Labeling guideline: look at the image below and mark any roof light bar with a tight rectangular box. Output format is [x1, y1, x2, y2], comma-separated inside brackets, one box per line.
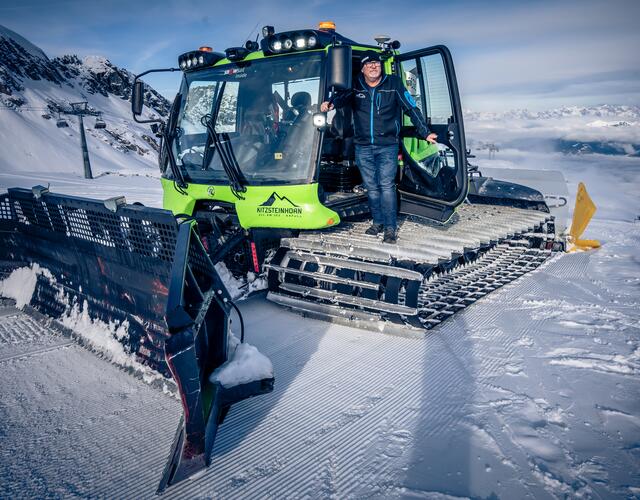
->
[262, 30, 331, 55]
[178, 49, 224, 72]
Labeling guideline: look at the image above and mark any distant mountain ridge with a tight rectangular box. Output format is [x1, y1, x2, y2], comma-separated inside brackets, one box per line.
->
[465, 103, 640, 157]
[464, 105, 640, 122]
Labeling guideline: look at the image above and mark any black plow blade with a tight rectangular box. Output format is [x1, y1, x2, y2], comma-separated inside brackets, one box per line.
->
[0, 187, 274, 494]
[158, 216, 274, 493]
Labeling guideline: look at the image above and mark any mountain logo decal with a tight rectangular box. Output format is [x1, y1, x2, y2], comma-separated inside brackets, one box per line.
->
[260, 192, 299, 207]
[256, 192, 303, 217]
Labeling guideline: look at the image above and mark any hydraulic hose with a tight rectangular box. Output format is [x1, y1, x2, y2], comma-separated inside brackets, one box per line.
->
[229, 300, 245, 343]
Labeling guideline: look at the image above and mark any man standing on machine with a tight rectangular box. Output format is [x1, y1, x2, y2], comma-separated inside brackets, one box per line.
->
[321, 51, 437, 243]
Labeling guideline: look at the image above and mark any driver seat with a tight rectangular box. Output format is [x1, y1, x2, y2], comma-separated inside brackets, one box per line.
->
[290, 92, 311, 120]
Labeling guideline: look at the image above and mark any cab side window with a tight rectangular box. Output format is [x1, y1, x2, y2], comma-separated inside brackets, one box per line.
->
[400, 54, 453, 125]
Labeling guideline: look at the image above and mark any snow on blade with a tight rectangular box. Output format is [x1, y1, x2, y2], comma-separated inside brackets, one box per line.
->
[0, 263, 52, 309]
[214, 266, 267, 302]
[0, 264, 162, 383]
[246, 271, 268, 294]
[215, 261, 245, 300]
[210, 334, 273, 389]
[58, 297, 162, 383]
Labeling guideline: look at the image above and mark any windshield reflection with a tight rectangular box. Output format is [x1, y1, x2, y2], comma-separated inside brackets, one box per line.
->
[173, 53, 323, 185]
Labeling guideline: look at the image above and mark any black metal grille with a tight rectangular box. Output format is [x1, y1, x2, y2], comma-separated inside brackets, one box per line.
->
[188, 236, 216, 278]
[3, 189, 178, 263]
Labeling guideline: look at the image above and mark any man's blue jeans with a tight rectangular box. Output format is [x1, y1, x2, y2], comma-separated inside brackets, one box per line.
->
[355, 144, 399, 230]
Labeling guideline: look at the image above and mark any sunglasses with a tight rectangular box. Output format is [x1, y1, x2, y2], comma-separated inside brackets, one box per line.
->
[363, 61, 381, 67]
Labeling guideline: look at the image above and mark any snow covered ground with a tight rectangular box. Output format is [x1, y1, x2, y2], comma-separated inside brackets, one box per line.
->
[1, 106, 640, 497]
[1, 224, 638, 498]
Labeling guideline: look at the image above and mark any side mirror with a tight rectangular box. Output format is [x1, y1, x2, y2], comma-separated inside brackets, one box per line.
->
[327, 45, 352, 91]
[132, 81, 144, 116]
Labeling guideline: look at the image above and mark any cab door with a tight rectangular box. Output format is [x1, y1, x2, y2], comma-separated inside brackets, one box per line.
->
[394, 45, 467, 222]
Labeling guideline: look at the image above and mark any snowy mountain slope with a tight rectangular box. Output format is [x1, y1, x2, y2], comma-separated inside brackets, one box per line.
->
[0, 24, 169, 177]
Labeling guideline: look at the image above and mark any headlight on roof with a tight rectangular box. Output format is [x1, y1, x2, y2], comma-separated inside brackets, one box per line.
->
[261, 29, 330, 56]
[178, 49, 224, 71]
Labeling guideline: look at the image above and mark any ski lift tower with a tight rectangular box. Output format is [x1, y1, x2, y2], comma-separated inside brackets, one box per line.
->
[69, 101, 93, 179]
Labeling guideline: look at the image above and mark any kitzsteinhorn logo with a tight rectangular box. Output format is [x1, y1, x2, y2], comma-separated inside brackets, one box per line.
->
[257, 192, 303, 216]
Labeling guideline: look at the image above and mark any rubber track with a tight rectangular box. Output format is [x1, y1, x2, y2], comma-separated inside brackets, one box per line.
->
[267, 204, 555, 333]
[415, 244, 552, 329]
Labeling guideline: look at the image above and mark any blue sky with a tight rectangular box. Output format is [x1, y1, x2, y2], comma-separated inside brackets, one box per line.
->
[1, 0, 638, 111]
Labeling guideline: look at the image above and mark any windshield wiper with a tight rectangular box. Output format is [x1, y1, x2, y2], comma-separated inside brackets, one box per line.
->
[160, 94, 189, 190]
[201, 81, 247, 199]
[200, 81, 224, 172]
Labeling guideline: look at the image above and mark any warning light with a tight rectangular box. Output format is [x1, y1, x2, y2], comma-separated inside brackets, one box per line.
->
[327, 218, 335, 226]
[199, 46, 213, 52]
[318, 21, 336, 31]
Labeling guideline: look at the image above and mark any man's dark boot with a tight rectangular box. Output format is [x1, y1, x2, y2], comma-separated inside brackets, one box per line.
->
[365, 223, 383, 235]
[383, 227, 397, 244]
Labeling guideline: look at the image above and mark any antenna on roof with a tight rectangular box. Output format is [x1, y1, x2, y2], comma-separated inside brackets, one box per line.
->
[374, 35, 391, 47]
[374, 35, 401, 52]
[243, 21, 260, 45]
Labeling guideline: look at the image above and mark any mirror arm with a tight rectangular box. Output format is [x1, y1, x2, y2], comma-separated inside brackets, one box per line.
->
[132, 68, 180, 124]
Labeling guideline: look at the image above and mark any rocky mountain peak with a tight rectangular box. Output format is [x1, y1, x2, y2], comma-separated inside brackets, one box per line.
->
[0, 24, 169, 117]
[0, 25, 65, 95]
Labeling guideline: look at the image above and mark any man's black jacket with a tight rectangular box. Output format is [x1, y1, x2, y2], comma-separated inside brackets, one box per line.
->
[333, 73, 431, 146]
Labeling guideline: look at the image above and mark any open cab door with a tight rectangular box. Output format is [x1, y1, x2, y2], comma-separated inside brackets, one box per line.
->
[395, 45, 467, 222]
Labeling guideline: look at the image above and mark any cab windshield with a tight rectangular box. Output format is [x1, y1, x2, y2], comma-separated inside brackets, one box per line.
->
[172, 53, 323, 185]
